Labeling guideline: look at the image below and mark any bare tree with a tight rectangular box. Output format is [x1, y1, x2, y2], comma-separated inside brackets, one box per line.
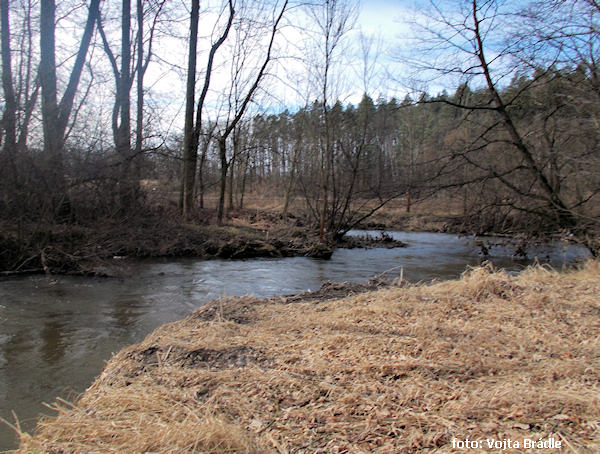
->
[14, 0, 39, 154]
[39, 0, 100, 216]
[1, 0, 17, 156]
[96, 0, 166, 209]
[214, 0, 290, 224]
[96, 0, 135, 208]
[135, 0, 167, 188]
[401, 0, 599, 251]
[181, 0, 234, 218]
[302, 0, 357, 241]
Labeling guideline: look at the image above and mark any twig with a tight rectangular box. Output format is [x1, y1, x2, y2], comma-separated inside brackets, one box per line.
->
[557, 433, 580, 454]
[40, 249, 51, 276]
[373, 265, 405, 281]
[0, 269, 44, 276]
[0, 411, 24, 437]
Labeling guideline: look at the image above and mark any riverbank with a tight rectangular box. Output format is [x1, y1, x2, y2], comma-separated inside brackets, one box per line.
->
[3, 192, 596, 275]
[14, 260, 599, 453]
[0, 207, 409, 276]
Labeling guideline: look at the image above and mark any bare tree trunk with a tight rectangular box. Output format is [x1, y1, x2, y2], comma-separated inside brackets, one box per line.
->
[227, 129, 238, 211]
[228, 154, 235, 211]
[39, 0, 99, 218]
[135, 0, 144, 161]
[117, 0, 132, 208]
[16, 81, 39, 153]
[14, 2, 39, 152]
[318, 168, 329, 242]
[239, 146, 250, 209]
[282, 145, 300, 215]
[134, 0, 152, 201]
[181, 0, 234, 218]
[0, 0, 20, 193]
[181, 0, 199, 217]
[39, 0, 60, 160]
[198, 174, 204, 209]
[217, 135, 228, 224]
[197, 124, 215, 210]
[1, 0, 17, 156]
[97, 0, 136, 210]
[198, 144, 207, 209]
[318, 19, 331, 243]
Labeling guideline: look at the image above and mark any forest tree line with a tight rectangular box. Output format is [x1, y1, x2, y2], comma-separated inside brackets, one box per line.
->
[0, 0, 599, 256]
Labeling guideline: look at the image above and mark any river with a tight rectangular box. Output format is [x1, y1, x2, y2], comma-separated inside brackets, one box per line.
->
[0, 231, 589, 451]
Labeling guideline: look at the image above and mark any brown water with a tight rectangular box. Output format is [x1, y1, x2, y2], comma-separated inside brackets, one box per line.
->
[0, 231, 589, 451]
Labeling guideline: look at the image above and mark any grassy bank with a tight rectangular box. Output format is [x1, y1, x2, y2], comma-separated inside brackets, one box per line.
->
[14, 261, 600, 453]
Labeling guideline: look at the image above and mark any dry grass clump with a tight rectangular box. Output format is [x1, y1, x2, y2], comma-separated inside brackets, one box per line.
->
[16, 261, 600, 453]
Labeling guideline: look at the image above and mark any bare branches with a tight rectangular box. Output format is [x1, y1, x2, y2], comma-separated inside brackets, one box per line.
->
[181, 0, 235, 218]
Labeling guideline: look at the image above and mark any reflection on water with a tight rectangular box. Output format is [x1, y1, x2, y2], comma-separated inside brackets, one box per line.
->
[40, 314, 70, 363]
[0, 231, 590, 450]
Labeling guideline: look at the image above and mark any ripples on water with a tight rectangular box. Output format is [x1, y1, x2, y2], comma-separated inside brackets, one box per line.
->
[0, 231, 590, 450]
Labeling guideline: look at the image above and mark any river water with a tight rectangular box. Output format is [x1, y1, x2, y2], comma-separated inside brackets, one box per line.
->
[0, 231, 589, 451]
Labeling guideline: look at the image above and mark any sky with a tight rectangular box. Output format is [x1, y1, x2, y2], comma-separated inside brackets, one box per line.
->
[348, 0, 414, 101]
[358, 0, 411, 37]
[353, 0, 461, 99]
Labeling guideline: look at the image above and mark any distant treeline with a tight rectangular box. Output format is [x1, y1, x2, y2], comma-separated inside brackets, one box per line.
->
[168, 67, 600, 243]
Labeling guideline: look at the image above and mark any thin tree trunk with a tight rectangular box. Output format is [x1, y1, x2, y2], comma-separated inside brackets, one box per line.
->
[228, 130, 238, 211]
[134, 0, 145, 198]
[117, 0, 132, 208]
[1, 0, 17, 155]
[282, 145, 299, 216]
[319, 105, 331, 243]
[239, 147, 250, 209]
[182, 1, 234, 217]
[16, 80, 39, 152]
[197, 127, 213, 210]
[16, 1, 38, 152]
[39, 0, 99, 217]
[228, 153, 235, 211]
[319, 175, 329, 242]
[217, 136, 228, 224]
[181, 0, 199, 217]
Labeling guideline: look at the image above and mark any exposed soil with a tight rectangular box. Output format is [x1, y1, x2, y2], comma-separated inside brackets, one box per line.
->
[0, 208, 409, 275]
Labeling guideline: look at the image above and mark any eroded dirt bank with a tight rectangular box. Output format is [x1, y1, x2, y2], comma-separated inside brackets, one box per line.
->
[0, 209, 407, 276]
[15, 261, 600, 453]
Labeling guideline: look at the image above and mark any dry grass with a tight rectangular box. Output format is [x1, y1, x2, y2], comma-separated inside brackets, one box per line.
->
[16, 261, 600, 453]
